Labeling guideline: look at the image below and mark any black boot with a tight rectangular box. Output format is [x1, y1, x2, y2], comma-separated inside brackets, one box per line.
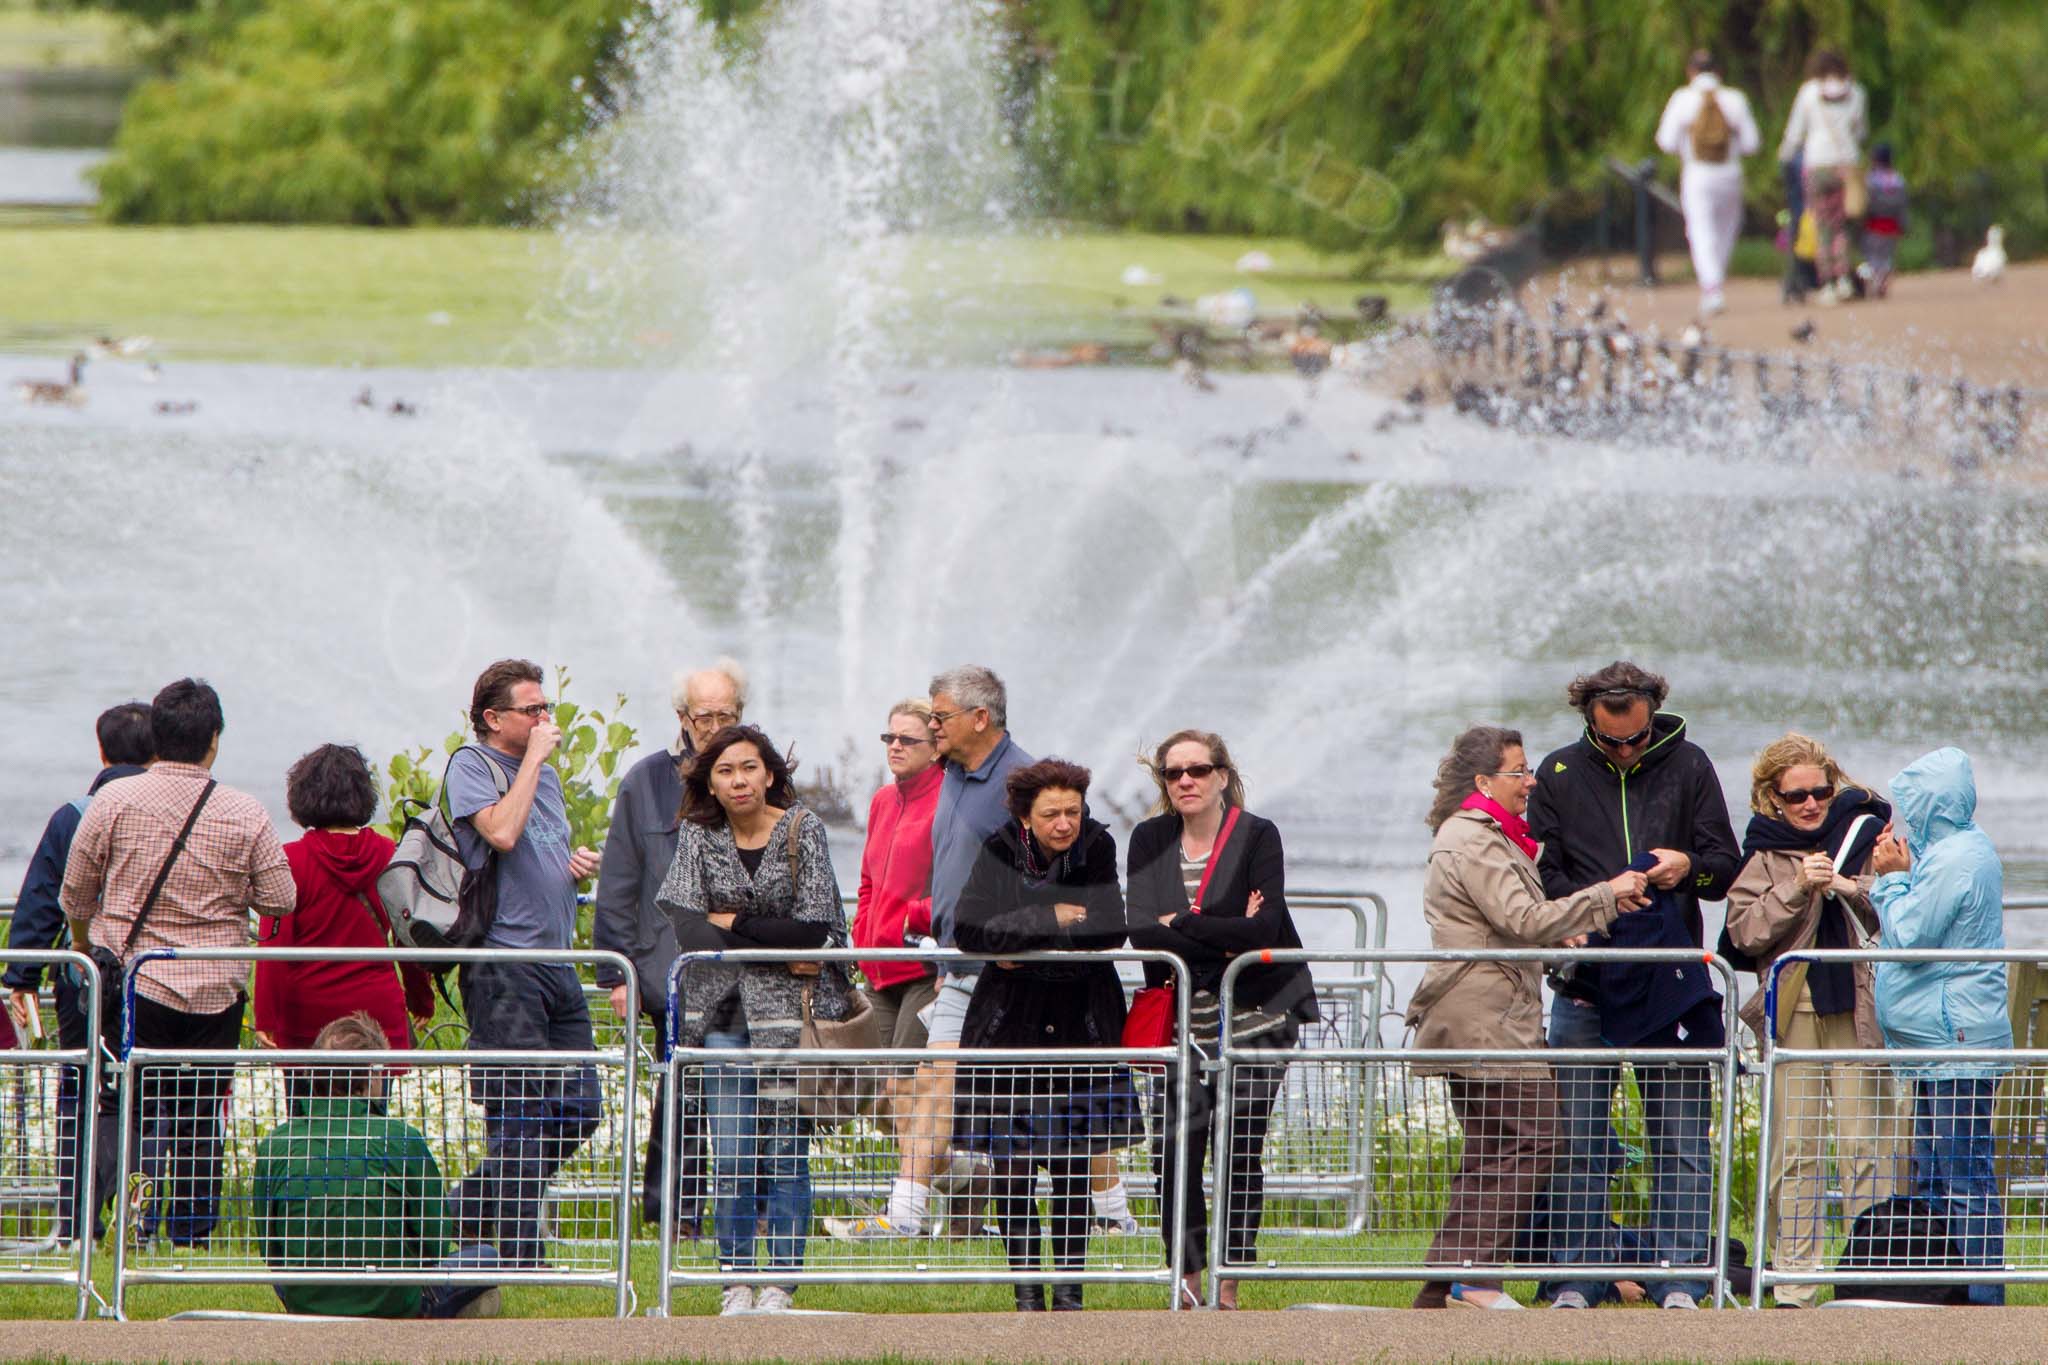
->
[1050, 1284, 1084, 1312]
[1014, 1284, 1047, 1312]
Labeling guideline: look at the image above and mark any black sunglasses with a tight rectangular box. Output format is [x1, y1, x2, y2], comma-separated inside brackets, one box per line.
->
[1775, 783, 1836, 807]
[1162, 763, 1223, 783]
[1588, 722, 1652, 750]
[879, 733, 930, 749]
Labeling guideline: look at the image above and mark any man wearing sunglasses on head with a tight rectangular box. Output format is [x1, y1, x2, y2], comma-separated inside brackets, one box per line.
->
[1527, 660, 1740, 1312]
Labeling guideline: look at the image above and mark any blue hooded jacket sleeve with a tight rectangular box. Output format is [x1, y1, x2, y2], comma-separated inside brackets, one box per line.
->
[1872, 747, 2008, 1075]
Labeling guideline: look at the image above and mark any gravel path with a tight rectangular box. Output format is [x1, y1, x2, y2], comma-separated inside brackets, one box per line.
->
[6, 1307, 2048, 1364]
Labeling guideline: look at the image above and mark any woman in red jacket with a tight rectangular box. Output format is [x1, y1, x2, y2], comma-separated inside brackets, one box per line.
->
[255, 745, 431, 1060]
[823, 699, 942, 1242]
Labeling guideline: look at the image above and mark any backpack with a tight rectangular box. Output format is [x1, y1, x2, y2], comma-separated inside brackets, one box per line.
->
[1692, 91, 1733, 163]
[1832, 1194, 1971, 1305]
[377, 745, 509, 959]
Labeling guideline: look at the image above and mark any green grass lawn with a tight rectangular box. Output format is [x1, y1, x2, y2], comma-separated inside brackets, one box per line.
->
[0, 223, 1433, 369]
[0, 0, 127, 69]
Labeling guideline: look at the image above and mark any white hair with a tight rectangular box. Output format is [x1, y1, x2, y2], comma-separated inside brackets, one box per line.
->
[671, 657, 750, 714]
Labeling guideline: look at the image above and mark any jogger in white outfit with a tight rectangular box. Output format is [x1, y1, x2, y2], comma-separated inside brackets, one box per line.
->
[1655, 51, 1761, 315]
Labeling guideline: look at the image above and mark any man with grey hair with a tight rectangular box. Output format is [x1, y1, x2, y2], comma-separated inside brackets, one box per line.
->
[592, 656, 748, 1229]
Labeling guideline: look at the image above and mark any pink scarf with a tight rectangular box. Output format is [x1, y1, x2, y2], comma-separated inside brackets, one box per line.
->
[1461, 791, 1538, 861]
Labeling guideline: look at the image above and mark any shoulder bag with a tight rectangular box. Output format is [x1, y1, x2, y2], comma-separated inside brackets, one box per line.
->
[790, 816, 880, 1124]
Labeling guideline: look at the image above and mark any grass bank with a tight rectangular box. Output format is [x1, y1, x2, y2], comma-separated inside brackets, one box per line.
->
[0, 223, 1430, 369]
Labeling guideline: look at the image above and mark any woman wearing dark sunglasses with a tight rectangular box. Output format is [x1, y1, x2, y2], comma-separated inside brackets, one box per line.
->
[1724, 733, 1892, 1307]
[1126, 729, 1316, 1309]
[824, 699, 945, 1243]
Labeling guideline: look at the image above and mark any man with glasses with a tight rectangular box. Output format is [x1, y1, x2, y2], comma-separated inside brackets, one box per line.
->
[445, 658, 603, 1268]
[1527, 661, 1739, 1311]
[593, 659, 748, 1231]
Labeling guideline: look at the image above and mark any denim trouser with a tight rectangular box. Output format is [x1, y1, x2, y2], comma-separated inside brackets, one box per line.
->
[455, 961, 603, 1268]
[1912, 1077, 2005, 1307]
[1544, 996, 1712, 1304]
[705, 1025, 811, 1286]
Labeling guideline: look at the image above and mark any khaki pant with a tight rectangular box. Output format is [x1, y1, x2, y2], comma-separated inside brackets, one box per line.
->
[1766, 989, 1898, 1306]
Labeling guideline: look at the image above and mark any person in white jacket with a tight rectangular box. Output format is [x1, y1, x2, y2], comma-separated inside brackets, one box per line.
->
[1655, 50, 1760, 317]
[1777, 48, 1869, 304]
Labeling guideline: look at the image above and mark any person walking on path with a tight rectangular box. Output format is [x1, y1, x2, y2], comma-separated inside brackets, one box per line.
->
[1778, 47, 1869, 305]
[444, 659, 604, 1269]
[60, 678, 298, 1247]
[1526, 662, 1740, 1312]
[6, 701, 152, 1245]
[1870, 746, 2009, 1307]
[1723, 733, 1894, 1307]
[594, 659, 747, 1231]
[1406, 725, 1651, 1310]
[1656, 49, 1760, 318]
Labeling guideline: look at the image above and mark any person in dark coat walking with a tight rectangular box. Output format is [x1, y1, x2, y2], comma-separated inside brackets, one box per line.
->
[954, 759, 1135, 1312]
[1126, 729, 1315, 1310]
[1527, 661, 1740, 1311]
[5, 701, 153, 1245]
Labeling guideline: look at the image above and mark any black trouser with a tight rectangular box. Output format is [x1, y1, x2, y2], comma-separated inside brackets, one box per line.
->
[636, 994, 706, 1227]
[104, 991, 244, 1246]
[54, 972, 117, 1243]
[454, 961, 602, 1268]
[1159, 1032, 1293, 1274]
[996, 1150, 1090, 1285]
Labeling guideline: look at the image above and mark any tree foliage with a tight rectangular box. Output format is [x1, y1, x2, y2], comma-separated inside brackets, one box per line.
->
[93, 0, 636, 224]
[1011, 0, 2048, 253]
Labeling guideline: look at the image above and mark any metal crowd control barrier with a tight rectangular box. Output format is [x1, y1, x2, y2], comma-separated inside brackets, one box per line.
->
[1753, 948, 2048, 1308]
[655, 946, 1194, 1316]
[107, 947, 638, 1320]
[1216, 948, 1744, 1308]
[0, 950, 101, 1320]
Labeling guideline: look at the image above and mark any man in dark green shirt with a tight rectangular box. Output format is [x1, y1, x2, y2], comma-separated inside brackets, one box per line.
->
[251, 1013, 499, 1318]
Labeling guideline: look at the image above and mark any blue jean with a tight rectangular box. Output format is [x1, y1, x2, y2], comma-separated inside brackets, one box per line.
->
[421, 1243, 503, 1318]
[704, 1026, 811, 1285]
[1544, 997, 1712, 1304]
[1912, 1078, 2005, 1307]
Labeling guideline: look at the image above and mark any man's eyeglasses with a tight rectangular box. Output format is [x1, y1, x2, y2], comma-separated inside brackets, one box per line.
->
[880, 733, 931, 749]
[494, 701, 553, 718]
[688, 709, 740, 727]
[1776, 783, 1837, 807]
[1162, 763, 1223, 783]
[1589, 722, 1652, 750]
[928, 708, 973, 727]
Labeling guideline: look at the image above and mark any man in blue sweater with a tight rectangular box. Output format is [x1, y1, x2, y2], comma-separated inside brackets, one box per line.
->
[6, 702, 154, 1245]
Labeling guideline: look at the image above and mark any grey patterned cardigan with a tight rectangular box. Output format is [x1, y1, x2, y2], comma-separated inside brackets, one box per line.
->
[656, 809, 853, 1067]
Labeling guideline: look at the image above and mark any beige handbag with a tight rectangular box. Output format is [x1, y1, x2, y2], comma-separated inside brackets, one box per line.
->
[780, 819, 881, 1124]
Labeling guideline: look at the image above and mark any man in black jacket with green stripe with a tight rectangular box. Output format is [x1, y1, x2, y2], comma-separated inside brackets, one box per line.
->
[1526, 661, 1739, 1311]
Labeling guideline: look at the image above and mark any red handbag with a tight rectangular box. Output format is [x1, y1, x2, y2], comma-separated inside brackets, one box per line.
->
[1121, 807, 1241, 1048]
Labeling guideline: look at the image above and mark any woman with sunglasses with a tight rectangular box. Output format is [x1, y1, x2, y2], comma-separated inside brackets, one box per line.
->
[1407, 725, 1651, 1310]
[1126, 729, 1316, 1309]
[1724, 733, 1892, 1307]
[823, 699, 945, 1243]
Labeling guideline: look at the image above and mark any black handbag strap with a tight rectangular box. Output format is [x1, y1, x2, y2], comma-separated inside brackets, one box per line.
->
[120, 779, 217, 958]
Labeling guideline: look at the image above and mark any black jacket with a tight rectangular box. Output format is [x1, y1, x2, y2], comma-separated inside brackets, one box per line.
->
[1125, 809, 1318, 1021]
[1526, 712, 1740, 951]
[955, 818, 1127, 1051]
[592, 745, 687, 1005]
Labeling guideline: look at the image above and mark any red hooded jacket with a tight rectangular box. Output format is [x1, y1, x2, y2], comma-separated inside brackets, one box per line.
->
[256, 829, 430, 1048]
[855, 764, 942, 990]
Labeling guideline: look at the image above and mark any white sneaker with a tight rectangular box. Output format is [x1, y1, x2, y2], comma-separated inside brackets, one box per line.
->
[823, 1214, 916, 1242]
[719, 1285, 754, 1316]
[1091, 1214, 1144, 1237]
[1700, 288, 1726, 317]
[754, 1286, 794, 1313]
[1550, 1290, 1589, 1310]
[1661, 1291, 1699, 1310]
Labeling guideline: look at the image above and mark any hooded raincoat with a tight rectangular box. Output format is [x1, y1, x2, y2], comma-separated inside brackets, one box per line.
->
[1872, 748, 2008, 1077]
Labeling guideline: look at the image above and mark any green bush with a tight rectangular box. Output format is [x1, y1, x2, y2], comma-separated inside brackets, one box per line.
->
[93, 0, 635, 224]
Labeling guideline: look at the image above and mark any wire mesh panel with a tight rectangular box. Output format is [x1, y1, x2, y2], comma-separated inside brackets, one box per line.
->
[0, 951, 102, 1320]
[1214, 948, 1741, 1307]
[657, 947, 1195, 1315]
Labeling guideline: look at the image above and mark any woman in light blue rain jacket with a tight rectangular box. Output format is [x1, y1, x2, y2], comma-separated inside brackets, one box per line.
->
[1871, 746, 2007, 1305]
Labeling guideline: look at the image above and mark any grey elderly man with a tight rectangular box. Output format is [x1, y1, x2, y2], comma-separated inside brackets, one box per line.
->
[593, 658, 748, 1228]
